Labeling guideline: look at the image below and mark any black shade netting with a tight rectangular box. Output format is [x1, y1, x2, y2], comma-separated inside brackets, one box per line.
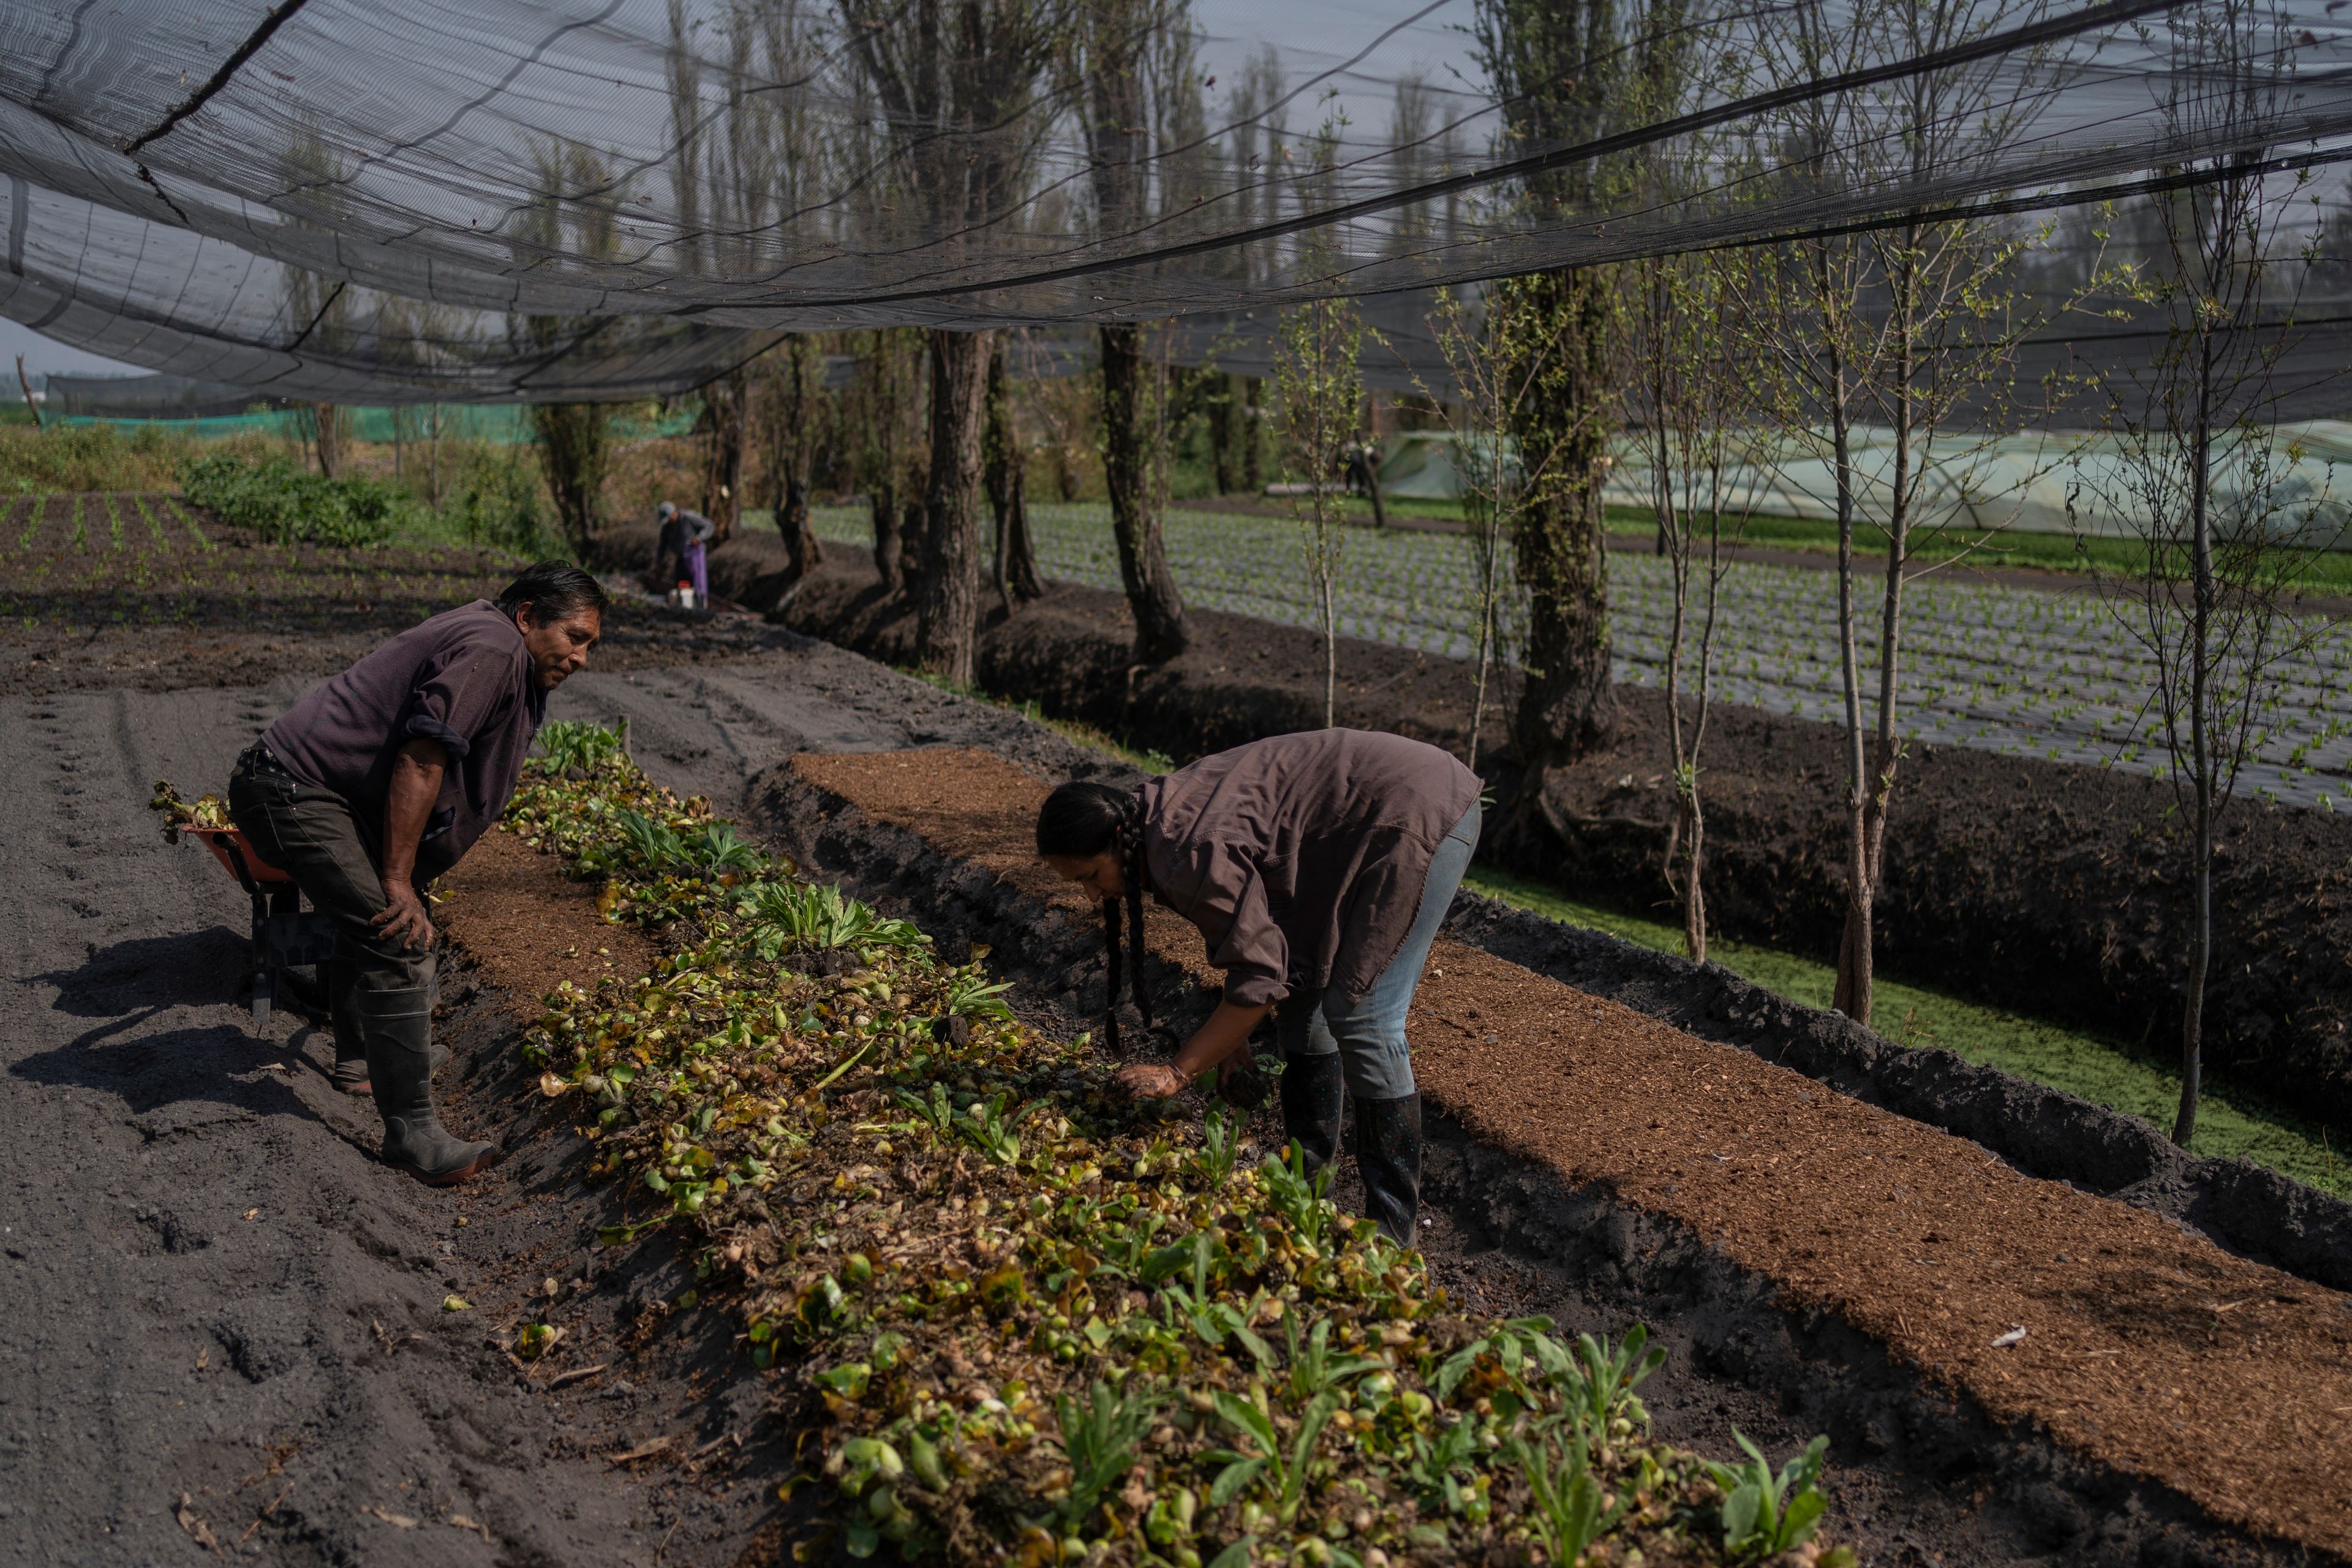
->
[4, 0, 2352, 405]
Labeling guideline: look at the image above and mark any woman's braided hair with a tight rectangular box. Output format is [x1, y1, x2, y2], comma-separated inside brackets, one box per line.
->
[1036, 780, 1152, 1056]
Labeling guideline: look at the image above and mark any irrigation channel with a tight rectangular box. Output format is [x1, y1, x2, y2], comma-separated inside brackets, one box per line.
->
[807, 505, 2352, 810]
[18, 629, 2351, 1566]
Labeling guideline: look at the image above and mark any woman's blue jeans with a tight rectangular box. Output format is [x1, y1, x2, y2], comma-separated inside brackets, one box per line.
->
[1274, 801, 1480, 1099]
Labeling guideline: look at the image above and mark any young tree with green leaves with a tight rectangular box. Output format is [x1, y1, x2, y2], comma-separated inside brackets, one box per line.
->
[1744, 0, 2089, 1025]
[2067, 3, 2337, 1146]
[1275, 278, 1365, 729]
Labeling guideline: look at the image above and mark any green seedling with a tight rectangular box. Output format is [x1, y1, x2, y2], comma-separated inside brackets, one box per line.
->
[1705, 1430, 1831, 1560]
[1408, 1415, 1485, 1518]
[951, 1091, 1035, 1165]
[1195, 1102, 1242, 1191]
[1511, 1420, 1631, 1567]
[943, 971, 1015, 1020]
[1205, 1386, 1340, 1525]
[1154, 1232, 1273, 1369]
[1435, 1316, 1570, 1405]
[895, 1082, 956, 1137]
[1553, 1324, 1668, 1436]
[1052, 1379, 1164, 1529]
[1260, 1141, 1338, 1252]
[1282, 1314, 1383, 1405]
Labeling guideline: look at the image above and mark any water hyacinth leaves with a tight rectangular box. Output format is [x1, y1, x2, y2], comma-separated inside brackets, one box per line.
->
[534, 718, 627, 774]
[737, 879, 927, 957]
[1705, 1431, 1832, 1559]
[499, 698, 1855, 1563]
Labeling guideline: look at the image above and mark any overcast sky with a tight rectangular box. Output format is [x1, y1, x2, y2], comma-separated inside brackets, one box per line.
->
[0, 317, 143, 385]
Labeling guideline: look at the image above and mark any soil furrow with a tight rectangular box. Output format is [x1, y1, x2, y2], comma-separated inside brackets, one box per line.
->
[755, 745, 2352, 1566]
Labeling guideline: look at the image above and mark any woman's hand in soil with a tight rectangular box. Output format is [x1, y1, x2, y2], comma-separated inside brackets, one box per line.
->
[1112, 1061, 1189, 1100]
[372, 884, 437, 953]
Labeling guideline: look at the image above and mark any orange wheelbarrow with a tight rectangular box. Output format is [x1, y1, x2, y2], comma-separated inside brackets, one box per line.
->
[178, 826, 341, 1034]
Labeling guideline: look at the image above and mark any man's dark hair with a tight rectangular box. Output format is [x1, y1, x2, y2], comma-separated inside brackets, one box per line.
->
[496, 562, 609, 622]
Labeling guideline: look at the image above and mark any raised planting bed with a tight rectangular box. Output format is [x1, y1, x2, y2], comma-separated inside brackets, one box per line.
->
[590, 519, 2352, 1134]
[481, 719, 1877, 1566]
[752, 744, 2352, 1567]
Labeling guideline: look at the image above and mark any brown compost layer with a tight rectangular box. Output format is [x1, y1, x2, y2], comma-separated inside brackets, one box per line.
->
[764, 745, 2352, 1565]
[592, 518, 2352, 1130]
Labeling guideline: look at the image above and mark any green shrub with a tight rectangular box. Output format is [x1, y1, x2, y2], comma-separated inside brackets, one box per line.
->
[1, 422, 200, 493]
[176, 450, 417, 546]
[445, 441, 558, 554]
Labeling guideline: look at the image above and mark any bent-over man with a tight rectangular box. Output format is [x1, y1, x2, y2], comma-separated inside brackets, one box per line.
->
[228, 563, 606, 1185]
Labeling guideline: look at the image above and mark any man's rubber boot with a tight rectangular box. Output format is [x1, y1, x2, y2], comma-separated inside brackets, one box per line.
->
[1279, 1052, 1346, 1177]
[1352, 1093, 1423, 1248]
[361, 986, 500, 1186]
[325, 961, 371, 1096]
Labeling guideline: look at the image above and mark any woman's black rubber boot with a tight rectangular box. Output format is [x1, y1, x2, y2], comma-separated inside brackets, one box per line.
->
[325, 960, 372, 1096]
[1279, 1052, 1346, 1176]
[1352, 1092, 1423, 1248]
[362, 986, 500, 1186]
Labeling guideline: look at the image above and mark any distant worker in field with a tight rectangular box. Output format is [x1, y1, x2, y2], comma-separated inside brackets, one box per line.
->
[1035, 730, 1480, 1246]
[653, 499, 715, 606]
[228, 563, 607, 1186]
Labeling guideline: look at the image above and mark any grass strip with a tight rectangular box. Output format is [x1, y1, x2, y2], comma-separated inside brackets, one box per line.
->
[498, 720, 1855, 1567]
[1462, 868, 2350, 1201]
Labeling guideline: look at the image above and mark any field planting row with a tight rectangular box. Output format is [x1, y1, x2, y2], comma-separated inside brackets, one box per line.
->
[499, 720, 1845, 1565]
[810, 505, 2352, 808]
[0, 489, 509, 632]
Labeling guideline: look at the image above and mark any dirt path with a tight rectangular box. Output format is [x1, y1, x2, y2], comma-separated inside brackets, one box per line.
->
[777, 747, 2352, 1562]
[0, 646, 1097, 1567]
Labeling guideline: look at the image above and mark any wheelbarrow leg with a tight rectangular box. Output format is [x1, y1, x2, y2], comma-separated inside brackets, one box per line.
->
[251, 888, 273, 1035]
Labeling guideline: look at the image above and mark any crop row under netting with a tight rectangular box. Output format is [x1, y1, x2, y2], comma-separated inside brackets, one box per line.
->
[808, 503, 2352, 806]
[7, 1, 2352, 400]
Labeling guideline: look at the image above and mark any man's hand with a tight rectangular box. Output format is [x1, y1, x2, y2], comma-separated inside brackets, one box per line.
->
[372, 882, 437, 954]
[1112, 1061, 1190, 1099]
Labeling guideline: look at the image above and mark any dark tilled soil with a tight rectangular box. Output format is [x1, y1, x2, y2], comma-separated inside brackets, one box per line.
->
[0, 646, 1108, 1567]
[602, 520, 2352, 1129]
[755, 745, 2351, 1568]
[0, 496, 805, 698]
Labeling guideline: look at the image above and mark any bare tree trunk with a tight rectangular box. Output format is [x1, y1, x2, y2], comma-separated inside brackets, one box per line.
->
[1503, 266, 1618, 783]
[985, 341, 1043, 612]
[309, 404, 345, 478]
[1209, 372, 1245, 494]
[915, 327, 991, 684]
[2178, 338, 2218, 1148]
[780, 477, 822, 580]
[870, 482, 902, 593]
[1242, 377, 1266, 492]
[701, 367, 749, 541]
[530, 402, 612, 560]
[1100, 323, 1190, 663]
[898, 499, 929, 599]
[1827, 337, 1873, 1025]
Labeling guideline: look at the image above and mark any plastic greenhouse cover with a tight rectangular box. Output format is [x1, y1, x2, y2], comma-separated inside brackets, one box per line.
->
[4, 0, 2352, 404]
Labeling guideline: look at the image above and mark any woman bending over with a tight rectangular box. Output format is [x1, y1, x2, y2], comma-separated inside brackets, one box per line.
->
[1035, 728, 1480, 1246]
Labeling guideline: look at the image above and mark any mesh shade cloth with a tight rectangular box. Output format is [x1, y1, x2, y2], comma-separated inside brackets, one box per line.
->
[2, 0, 2350, 404]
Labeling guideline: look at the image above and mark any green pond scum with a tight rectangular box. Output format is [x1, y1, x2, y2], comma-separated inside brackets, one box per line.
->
[1461, 869, 2352, 1202]
[500, 721, 1853, 1567]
